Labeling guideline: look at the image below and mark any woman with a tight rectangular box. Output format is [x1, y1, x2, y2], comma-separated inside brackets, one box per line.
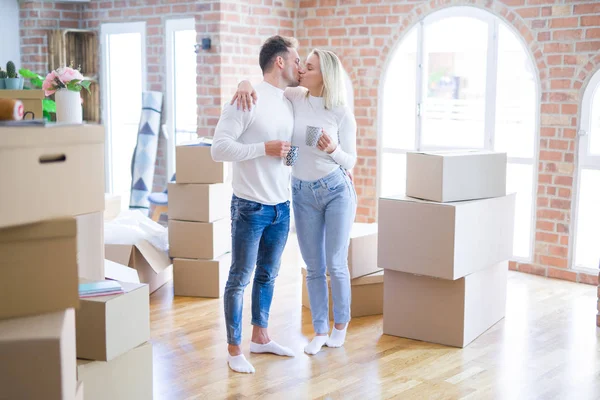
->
[232, 49, 357, 355]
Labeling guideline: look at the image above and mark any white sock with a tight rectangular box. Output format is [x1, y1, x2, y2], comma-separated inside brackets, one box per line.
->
[227, 354, 255, 374]
[326, 325, 348, 348]
[304, 335, 329, 355]
[250, 340, 295, 357]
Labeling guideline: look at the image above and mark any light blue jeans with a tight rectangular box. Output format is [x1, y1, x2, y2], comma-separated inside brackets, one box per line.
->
[292, 167, 357, 334]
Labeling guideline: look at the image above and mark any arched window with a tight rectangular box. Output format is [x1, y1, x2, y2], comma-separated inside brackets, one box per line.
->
[379, 7, 538, 260]
[573, 70, 600, 270]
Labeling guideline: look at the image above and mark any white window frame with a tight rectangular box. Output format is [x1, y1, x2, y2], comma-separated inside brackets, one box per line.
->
[571, 69, 600, 272]
[377, 6, 539, 262]
[165, 18, 196, 180]
[100, 21, 147, 193]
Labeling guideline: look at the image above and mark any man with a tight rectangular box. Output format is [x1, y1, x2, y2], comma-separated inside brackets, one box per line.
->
[211, 35, 304, 374]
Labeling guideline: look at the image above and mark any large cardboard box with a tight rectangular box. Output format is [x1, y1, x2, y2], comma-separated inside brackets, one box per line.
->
[105, 240, 173, 294]
[76, 282, 150, 361]
[0, 309, 77, 400]
[383, 262, 508, 348]
[0, 218, 79, 320]
[0, 124, 105, 228]
[168, 218, 231, 260]
[378, 194, 515, 280]
[301, 268, 383, 319]
[348, 223, 380, 279]
[168, 182, 232, 222]
[77, 342, 153, 400]
[406, 150, 507, 203]
[173, 253, 231, 298]
[76, 211, 105, 281]
[176, 144, 231, 184]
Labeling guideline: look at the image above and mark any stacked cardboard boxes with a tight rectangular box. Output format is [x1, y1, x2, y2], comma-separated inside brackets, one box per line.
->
[0, 124, 106, 399]
[301, 223, 383, 318]
[378, 150, 516, 347]
[75, 281, 153, 400]
[168, 143, 233, 298]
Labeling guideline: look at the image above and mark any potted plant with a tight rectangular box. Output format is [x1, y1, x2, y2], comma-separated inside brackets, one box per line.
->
[0, 69, 6, 89]
[5, 61, 24, 90]
[42, 65, 91, 124]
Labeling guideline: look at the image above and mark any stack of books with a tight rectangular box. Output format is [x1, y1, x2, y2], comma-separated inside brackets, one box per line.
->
[79, 281, 124, 298]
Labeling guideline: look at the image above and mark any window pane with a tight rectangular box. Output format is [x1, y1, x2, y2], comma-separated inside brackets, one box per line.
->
[495, 24, 536, 158]
[421, 17, 488, 149]
[507, 163, 533, 259]
[174, 30, 198, 145]
[381, 29, 417, 150]
[589, 86, 600, 155]
[380, 152, 406, 198]
[574, 169, 600, 268]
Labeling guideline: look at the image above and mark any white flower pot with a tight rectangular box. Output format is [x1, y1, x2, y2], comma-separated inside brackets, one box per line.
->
[55, 89, 82, 124]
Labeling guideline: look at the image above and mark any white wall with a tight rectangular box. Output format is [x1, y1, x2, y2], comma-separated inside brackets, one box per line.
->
[0, 0, 21, 69]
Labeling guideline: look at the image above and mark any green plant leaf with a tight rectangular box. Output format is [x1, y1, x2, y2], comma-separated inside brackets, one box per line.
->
[18, 68, 40, 79]
[42, 99, 56, 114]
[80, 80, 92, 93]
[30, 77, 43, 89]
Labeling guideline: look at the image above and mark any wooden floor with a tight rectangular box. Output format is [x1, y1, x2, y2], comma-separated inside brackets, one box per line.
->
[150, 236, 600, 400]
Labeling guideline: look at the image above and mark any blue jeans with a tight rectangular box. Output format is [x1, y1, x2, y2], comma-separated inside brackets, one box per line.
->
[292, 168, 357, 334]
[224, 195, 290, 346]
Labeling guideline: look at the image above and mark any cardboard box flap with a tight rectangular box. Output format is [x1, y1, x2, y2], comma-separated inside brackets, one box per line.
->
[136, 239, 171, 274]
[350, 223, 378, 238]
[104, 259, 140, 283]
[0, 217, 76, 243]
[104, 244, 134, 266]
[351, 270, 383, 286]
[0, 309, 71, 341]
[0, 124, 105, 149]
[413, 150, 502, 157]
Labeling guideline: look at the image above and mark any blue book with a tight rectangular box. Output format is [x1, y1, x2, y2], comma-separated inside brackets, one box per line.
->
[79, 281, 124, 298]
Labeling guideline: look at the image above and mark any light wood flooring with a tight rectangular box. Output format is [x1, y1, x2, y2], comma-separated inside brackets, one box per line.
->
[149, 235, 600, 400]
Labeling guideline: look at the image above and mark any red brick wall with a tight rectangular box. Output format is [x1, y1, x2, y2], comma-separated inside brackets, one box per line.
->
[297, 0, 600, 285]
[19, 1, 83, 73]
[195, 0, 296, 137]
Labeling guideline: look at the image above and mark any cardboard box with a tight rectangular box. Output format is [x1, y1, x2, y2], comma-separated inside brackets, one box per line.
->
[105, 240, 173, 294]
[168, 218, 231, 260]
[0, 89, 44, 120]
[348, 223, 380, 279]
[76, 211, 105, 281]
[75, 381, 84, 400]
[76, 282, 150, 361]
[77, 342, 153, 400]
[176, 144, 231, 184]
[0, 124, 105, 229]
[168, 182, 232, 223]
[383, 262, 508, 348]
[0, 309, 77, 400]
[377, 194, 515, 280]
[173, 253, 231, 298]
[301, 268, 383, 319]
[104, 259, 140, 283]
[0, 218, 79, 320]
[406, 150, 507, 203]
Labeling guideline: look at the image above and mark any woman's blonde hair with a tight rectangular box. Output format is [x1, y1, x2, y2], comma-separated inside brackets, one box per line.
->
[308, 49, 347, 110]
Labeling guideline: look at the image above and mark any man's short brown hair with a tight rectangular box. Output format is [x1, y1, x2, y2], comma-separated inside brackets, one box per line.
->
[259, 35, 298, 74]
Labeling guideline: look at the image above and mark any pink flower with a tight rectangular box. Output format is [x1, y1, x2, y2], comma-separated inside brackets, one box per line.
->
[56, 67, 84, 84]
[43, 71, 58, 96]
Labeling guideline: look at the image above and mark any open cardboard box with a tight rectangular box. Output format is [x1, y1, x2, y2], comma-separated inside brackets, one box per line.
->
[105, 240, 172, 294]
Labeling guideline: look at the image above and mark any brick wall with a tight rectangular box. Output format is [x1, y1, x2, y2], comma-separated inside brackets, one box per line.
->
[296, 0, 600, 285]
[196, 0, 296, 137]
[19, 1, 83, 73]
